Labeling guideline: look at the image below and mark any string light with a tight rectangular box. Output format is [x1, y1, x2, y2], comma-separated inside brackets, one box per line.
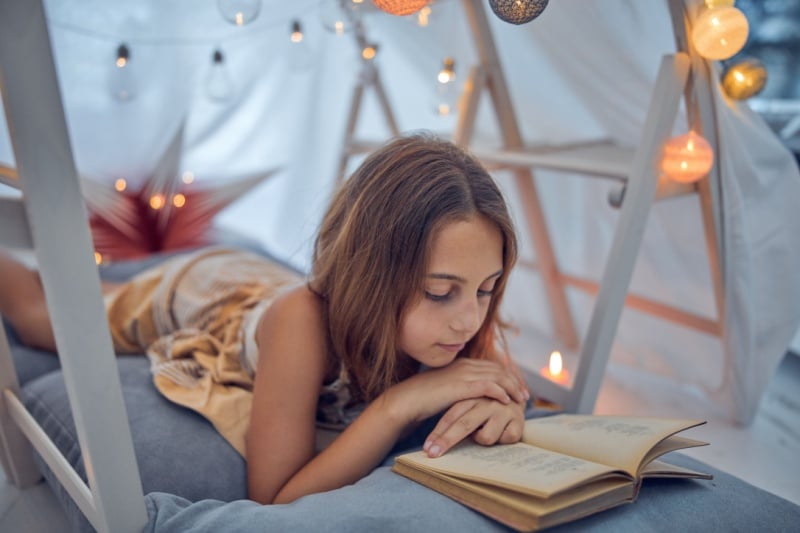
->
[372, 0, 430, 16]
[114, 178, 127, 192]
[110, 43, 136, 102]
[149, 194, 166, 210]
[434, 57, 458, 117]
[217, 0, 261, 26]
[288, 19, 314, 71]
[691, 5, 749, 60]
[417, 5, 432, 27]
[206, 48, 234, 102]
[362, 44, 378, 60]
[722, 58, 767, 100]
[489, 0, 549, 25]
[172, 193, 187, 208]
[660, 131, 714, 183]
[182, 171, 195, 185]
[320, 0, 358, 35]
[291, 20, 304, 43]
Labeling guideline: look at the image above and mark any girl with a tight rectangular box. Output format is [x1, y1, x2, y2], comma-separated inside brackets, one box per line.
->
[0, 133, 529, 505]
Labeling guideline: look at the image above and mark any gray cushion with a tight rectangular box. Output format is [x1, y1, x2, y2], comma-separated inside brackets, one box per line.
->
[22, 356, 247, 532]
[143, 452, 800, 532]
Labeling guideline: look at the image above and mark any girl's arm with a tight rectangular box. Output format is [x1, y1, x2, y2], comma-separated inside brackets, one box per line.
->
[247, 286, 526, 504]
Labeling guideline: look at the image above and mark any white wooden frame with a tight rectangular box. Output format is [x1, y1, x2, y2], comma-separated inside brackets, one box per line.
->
[0, 1, 147, 531]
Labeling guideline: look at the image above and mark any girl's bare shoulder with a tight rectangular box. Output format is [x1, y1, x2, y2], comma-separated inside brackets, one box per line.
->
[256, 284, 325, 346]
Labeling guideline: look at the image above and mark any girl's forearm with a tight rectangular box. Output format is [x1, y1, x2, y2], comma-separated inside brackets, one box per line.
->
[271, 393, 410, 504]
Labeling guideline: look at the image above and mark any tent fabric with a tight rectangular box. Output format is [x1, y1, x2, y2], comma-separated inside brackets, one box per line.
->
[1, 0, 798, 423]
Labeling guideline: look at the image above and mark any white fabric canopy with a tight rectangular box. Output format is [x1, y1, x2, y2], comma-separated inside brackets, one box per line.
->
[1, 0, 798, 424]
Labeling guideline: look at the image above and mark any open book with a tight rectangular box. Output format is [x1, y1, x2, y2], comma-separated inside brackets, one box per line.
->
[392, 414, 712, 532]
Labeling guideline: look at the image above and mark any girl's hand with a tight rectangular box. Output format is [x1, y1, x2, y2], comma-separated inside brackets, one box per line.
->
[383, 358, 529, 426]
[422, 396, 526, 458]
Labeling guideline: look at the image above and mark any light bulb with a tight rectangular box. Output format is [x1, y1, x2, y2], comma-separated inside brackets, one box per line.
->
[206, 49, 234, 102]
[320, 0, 359, 35]
[661, 131, 714, 183]
[722, 57, 767, 100]
[288, 20, 314, 71]
[110, 43, 136, 102]
[217, 0, 261, 26]
[417, 5, 432, 27]
[434, 57, 458, 117]
[489, 0, 549, 25]
[691, 6, 749, 60]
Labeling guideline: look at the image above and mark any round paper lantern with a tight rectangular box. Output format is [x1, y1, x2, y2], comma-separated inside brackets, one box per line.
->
[722, 58, 767, 100]
[372, 0, 429, 16]
[489, 0, 549, 25]
[691, 6, 749, 60]
[660, 131, 714, 183]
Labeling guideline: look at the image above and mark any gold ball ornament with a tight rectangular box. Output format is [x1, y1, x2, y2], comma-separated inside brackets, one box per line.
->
[372, 0, 429, 16]
[661, 131, 714, 183]
[722, 58, 767, 100]
[691, 6, 749, 60]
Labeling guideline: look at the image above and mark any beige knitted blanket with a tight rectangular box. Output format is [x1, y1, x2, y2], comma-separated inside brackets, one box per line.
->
[105, 247, 301, 455]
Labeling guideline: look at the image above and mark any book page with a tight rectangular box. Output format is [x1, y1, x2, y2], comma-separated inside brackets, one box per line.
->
[521, 415, 706, 475]
[395, 441, 624, 498]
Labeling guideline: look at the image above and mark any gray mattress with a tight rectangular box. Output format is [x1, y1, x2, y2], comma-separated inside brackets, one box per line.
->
[7, 250, 800, 532]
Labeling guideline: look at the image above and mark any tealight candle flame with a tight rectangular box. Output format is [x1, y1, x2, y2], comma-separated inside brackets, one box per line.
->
[549, 351, 563, 376]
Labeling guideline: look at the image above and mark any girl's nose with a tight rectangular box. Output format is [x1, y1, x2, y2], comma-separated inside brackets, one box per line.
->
[450, 297, 482, 335]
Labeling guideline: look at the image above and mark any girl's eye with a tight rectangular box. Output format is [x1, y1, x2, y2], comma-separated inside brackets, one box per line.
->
[425, 291, 451, 302]
[477, 288, 495, 298]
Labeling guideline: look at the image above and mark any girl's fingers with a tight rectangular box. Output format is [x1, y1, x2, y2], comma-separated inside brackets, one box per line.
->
[424, 401, 487, 458]
[424, 399, 478, 456]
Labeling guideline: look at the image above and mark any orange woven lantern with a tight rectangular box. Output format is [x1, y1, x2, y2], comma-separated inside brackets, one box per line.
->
[660, 131, 714, 183]
[372, 0, 429, 16]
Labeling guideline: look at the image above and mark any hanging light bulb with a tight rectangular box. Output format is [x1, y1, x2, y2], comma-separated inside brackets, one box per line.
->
[288, 20, 314, 71]
[206, 49, 234, 102]
[489, 0, 549, 25]
[722, 57, 767, 100]
[416, 5, 432, 27]
[110, 43, 136, 102]
[320, 0, 359, 34]
[372, 0, 429, 16]
[660, 131, 714, 183]
[217, 0, 261, 26]
[691, 5, 749, 60]
[434, 57, 458, 117]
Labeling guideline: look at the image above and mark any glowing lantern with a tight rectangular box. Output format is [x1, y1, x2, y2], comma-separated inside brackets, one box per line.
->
[691, 6, 749, 60]
[722, 58, 767, 100]
[660, 131, 714, 184]
[372, 0, 429, 16]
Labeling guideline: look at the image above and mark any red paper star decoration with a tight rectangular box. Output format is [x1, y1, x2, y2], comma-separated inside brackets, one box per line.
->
[80, 122, 278, 262]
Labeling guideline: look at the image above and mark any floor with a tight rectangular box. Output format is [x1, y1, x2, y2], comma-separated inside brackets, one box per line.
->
[1, 351, 798, 531]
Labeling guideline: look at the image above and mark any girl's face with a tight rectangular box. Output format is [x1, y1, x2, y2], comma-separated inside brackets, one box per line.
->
[397, 215, 504, 368]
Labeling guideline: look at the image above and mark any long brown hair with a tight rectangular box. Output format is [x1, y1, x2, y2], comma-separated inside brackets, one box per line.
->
[311, 133, 517, 401]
